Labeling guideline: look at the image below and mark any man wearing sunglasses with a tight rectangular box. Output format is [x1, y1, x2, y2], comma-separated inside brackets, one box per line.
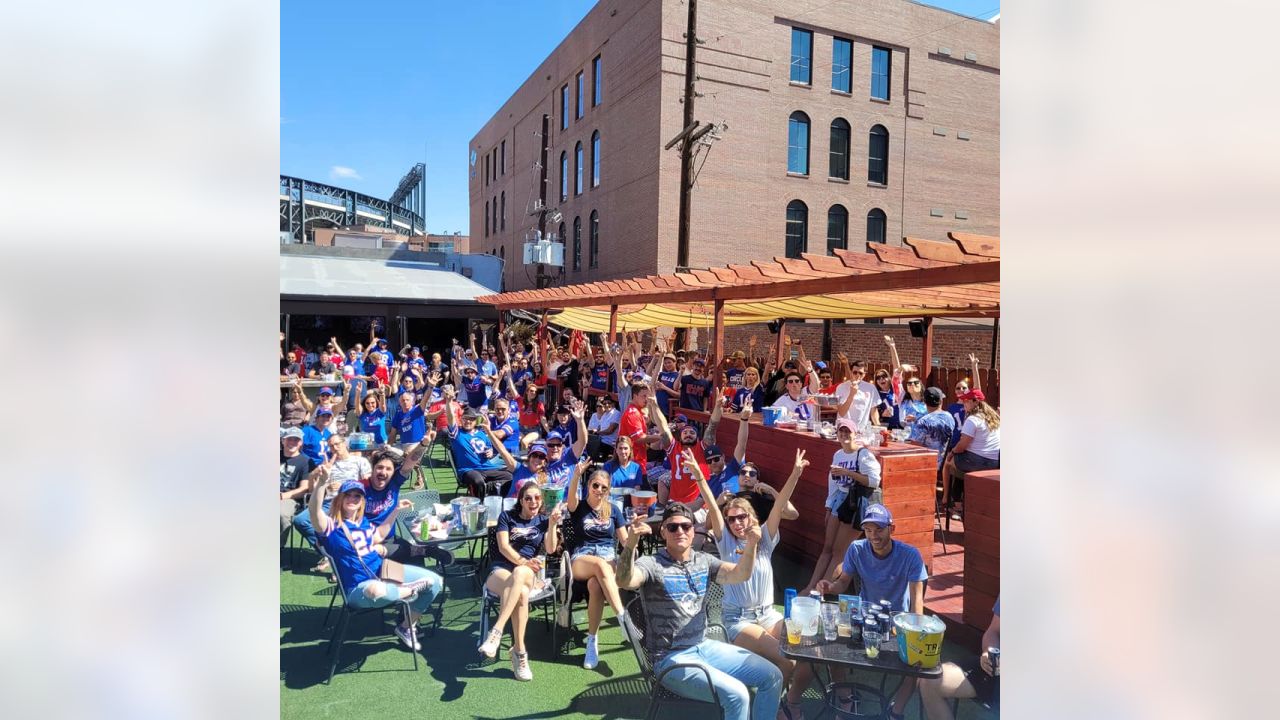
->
[616, 502, 783, 720]
[656, 394, 728, 507]
[695, 405, 753, 512]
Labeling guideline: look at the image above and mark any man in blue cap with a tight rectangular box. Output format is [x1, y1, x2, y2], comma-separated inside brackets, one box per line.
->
[816, 503, 928, 718]
[300, 408, 334, 465]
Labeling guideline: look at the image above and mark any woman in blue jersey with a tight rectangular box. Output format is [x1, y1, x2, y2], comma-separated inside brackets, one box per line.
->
[358, 386, 389, 445]
[730, 365, 766, 413]
[477, 480, 563, 681]
[693, 446, 807, 718]
[308, 463, 441, 651]
[564, 457, 630, 670]
[601, 435, 644, 490]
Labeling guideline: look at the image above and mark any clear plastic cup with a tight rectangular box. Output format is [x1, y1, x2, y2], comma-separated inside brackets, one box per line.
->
[863, 629, 883, 659]
[785, 618, 802, 645]
[821, 602, 840, 642]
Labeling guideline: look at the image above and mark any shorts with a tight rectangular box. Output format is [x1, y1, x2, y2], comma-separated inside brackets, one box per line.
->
[836, 485, 882, 526]
[953, 451, 999, 474]
[571, 543, 617, 562]
[955, 654, 1000, 710]
[825, 487, 850, 514]
[722, 603, 785, 643]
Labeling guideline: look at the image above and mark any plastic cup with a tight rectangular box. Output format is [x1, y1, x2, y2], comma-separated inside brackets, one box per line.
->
[821, 602, 840, 642]
[863, 630, 882, 659]
[785, 618, 802, 645]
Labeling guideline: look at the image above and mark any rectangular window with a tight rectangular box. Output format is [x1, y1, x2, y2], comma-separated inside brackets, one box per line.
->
[561, 84, 569, 130]
[484, 154, 489, 186]
[790, 28, 812, 85]
[592, 55, 602, 106]
[500, 140, 506, 175]
[832, 37, 851, 93]
[483, 200, 489, 237]
[576, 72, 584, 119]
[871, 46, 891, 100]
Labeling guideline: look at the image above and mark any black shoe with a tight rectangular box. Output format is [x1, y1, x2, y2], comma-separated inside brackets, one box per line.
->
[419, 544, 455, 567]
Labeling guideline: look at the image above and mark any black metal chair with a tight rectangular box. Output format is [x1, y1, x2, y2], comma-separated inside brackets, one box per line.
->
[555, 514, 594, 652]
[318, 547, 419, 684]
[621, 596, 730, 720]
[477, 524, 563, 659]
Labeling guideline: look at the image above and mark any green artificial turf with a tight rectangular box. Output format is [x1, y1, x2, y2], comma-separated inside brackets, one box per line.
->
[280, 445, 996, 719]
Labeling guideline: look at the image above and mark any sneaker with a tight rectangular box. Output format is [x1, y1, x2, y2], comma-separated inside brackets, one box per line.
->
[478, 627, 502, 658]
[556, 602, 572, 628]
[583, 634, 599, 670]
[312, 558, 331, 574]
[394, 623, 421, 651]
[511, 650, 533, 681]
[400, 576, 433, 597]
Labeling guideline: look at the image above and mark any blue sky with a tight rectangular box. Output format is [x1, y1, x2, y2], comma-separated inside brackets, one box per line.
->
[281, 0, 998, 236]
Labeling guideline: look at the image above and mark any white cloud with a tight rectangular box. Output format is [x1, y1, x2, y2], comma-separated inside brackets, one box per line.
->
[329, 165, 361, 181]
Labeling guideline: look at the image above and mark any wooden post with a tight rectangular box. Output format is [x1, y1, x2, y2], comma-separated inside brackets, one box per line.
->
[711, 299, 725, 392]
[608, 305, 619, 347]
[921, 316, 934, 385]
[773, 319, 788, 368]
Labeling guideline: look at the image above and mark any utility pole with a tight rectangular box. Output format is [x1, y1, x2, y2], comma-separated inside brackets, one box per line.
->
[675, 0, 698, 273]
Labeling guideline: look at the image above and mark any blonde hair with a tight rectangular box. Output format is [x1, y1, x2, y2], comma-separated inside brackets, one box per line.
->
[587, 469, 612, 523]
[329, 490, 366, 525]
[968, 399, 1001, 431]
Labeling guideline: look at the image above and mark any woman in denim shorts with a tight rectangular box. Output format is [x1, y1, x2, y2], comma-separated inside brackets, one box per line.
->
[564, 458, 632, 669]
[688, 446, 809, 719]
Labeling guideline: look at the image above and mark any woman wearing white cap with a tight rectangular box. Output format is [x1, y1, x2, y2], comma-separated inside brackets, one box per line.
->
[799, 417, 881, 596]
[308, 465, 441, 651]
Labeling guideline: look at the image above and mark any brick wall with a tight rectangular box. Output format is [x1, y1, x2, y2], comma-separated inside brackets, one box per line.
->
[719, 321, 999, 370]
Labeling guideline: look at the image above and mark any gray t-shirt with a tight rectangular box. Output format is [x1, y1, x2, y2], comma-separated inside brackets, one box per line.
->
[634, 549, 724, 660]
[716, 523, 778, 612]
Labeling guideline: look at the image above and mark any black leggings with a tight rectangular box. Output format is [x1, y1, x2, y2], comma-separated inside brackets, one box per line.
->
[460, 468, 513, 498]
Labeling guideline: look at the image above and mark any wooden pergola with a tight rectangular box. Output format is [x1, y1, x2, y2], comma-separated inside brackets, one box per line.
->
[477, 232, 999, 380]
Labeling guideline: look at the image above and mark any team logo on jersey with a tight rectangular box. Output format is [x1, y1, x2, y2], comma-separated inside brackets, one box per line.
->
[662, 567, 708, 615]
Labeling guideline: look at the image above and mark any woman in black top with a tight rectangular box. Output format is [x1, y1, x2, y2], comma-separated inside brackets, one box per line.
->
[478, 481, 561, 681]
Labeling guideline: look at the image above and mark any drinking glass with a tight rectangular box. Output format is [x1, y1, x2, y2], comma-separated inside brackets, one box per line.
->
[821, 602, 840, 642]
[785, 618, 802, 645]
[862, 630, 883, 659]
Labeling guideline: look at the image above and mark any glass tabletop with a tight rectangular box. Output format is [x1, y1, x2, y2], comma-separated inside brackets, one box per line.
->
[779, 635, 943, 679]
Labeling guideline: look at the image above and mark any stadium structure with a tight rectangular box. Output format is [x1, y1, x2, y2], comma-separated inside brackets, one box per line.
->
[280, 163, 427, 243]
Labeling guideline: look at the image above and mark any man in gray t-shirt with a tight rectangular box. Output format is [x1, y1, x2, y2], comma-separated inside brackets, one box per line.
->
[617, 502, 783, 720]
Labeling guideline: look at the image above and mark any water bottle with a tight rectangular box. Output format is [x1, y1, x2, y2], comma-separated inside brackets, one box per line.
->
[784, 588, 797, 619]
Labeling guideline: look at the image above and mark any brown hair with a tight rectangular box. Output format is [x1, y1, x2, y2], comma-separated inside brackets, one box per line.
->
[967, 399, 1001, 431]
[723, 498, 760, 545]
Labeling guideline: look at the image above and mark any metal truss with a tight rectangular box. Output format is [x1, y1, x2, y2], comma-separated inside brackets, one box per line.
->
[280, 166, 426, 243]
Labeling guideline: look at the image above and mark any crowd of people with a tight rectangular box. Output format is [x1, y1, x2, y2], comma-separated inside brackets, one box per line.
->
[280, 326, 1000, 719]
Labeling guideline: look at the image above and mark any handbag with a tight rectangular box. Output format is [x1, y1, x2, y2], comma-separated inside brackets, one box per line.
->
[338, 521, 411, 592]
[836, 448, 882, 524]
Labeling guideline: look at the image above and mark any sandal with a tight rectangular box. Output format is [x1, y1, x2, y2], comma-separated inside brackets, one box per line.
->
[312, 558, 331, 574]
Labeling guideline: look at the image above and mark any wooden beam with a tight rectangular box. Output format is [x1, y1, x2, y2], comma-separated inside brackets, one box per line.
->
[608, 305, 618, 346]
[921, 316, 935, 386]
[711, 299, 725, 394]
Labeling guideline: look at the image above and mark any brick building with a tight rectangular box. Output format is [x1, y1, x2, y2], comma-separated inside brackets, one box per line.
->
[469, 0, 999, 365]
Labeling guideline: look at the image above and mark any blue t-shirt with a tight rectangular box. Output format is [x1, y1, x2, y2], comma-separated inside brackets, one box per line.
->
[390, 405, 427, 444]
[363, 473, 404, 538]
[908, 409, 956, 468]
[301, 424, 332, 464]
[656, 370, 680, 416]
[877, 387, 901, 430]
[731, 386, 765, 413]
[840, 539, 928, 613]
[494, 510, 549, 570]
[461, 376, 487, 408]
[492, 414, 522, 454]
[512, 368, 532, 396]
[602, 459, 644, 490]
[946, 402, 967, 448]
[549, 420, 579, 447]
[707, 457, 743, 497]
[572, 502, 622, 549]
[725, 367, 745, 389]
[589, 362, 612, 391]
[899, 397, 928, 430]
[509, 447, 580, 496]
[359, 409, 388, 444]
[448, 426, 504, 472]
[320, 517, 382, 592]
[679, 375, 713, 410]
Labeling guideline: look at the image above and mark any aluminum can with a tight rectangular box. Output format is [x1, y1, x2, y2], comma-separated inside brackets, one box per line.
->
[988, 647, 1000, 676]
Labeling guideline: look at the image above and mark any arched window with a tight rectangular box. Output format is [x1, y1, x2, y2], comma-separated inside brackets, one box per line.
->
[868, 125, 889, 185]
[591, 131, 601, 187]
[500, 191, 506, 230]
[866, 208, 887, 246]
[787, 112, 810, 175]
[827, 205, 848, 254]
[589, 210, 599, 268]
[829, 119, 850, 180]
[483, 199, 489, 237]
[572, 216, 582, 271]
[560, 151, 569, 201]
[575, 142, 584, 195]
[499, 246, 505, 260]
[492, 196, 497, 235]
[558, 221, 566, 246]
[785, 200, 808, 258]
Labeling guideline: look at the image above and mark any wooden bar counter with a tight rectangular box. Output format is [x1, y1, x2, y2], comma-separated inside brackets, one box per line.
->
[962, 469, 1000, 632]
[682, 410, 939, 574]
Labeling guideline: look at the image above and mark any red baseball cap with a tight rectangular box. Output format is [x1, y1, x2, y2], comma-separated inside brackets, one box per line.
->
[958, 389, 986, 402]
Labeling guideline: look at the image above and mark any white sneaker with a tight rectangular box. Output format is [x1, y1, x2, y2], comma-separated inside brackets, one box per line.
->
[478, 627, 502, 658]
[511, 650, 533, 681]
[556, 602, 572, 628]
[394, 624, 421, 651]
[583, 634, 599, 670]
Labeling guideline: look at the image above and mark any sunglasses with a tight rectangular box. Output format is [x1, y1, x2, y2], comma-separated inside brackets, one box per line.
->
[664, 522, 694, 533]
[786, 378, 803, 384]
[706, 455, 723, 463]
[741, 469, 758, 478]
[725, 513, 749, 523]
[546, 443, 564, 448]
[521, 495, 540, 502]
[589, 482, 609, 491]
[906, 380, 921, 386]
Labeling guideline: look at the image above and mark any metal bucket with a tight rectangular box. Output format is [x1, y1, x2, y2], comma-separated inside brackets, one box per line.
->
[894, 613, 947, 669]
[450, 497, 480, 534]
[461, 504, 485, 534]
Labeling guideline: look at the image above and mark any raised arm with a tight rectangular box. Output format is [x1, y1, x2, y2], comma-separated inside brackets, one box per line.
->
[295, 378, 315, 414]
[569, 397, 589, 459]
[419, 371, 440, 412]
[544, 504, 563, 555]
[969, 353, 982, 392]
[732, 405, 752, 463]
[689, 449, 725, 539]
[479, 413, 517, 471]
[650, 394, 673, 449]
[306, 459, 335, 536]
[614, 515, 651, 590]
[565, 454, 590, 513]
[767, 449, 807, 537]
[703, 393, 725, 444]
[714, 517, 760, 585]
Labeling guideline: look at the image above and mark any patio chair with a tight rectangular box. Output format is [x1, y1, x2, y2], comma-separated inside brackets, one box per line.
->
[621, 596, 730, 720]
[476, 525, 563, 659]
[317, 547, 419, 684]
[555, 514, 593, 652]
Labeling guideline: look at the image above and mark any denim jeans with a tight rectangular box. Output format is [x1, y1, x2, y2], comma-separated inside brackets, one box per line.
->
[347, 564, 443, 617]
[655, 639, 783, 720]
[292, 498, 331, 549]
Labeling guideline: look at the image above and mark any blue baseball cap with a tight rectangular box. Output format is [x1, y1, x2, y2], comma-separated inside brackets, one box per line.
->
[814, 361, 828, 371]
[545, 431, 567, 445]
[673, 413, 689, 424]
[704, 444, 724, 458]
[861, 503, 893, 528]
[338, 480, 365, 496]
[376, 338, 388, 344]
[318, 386, 334, 395]
[315, 407, 333, 417]
[528, 442, 548, 457]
